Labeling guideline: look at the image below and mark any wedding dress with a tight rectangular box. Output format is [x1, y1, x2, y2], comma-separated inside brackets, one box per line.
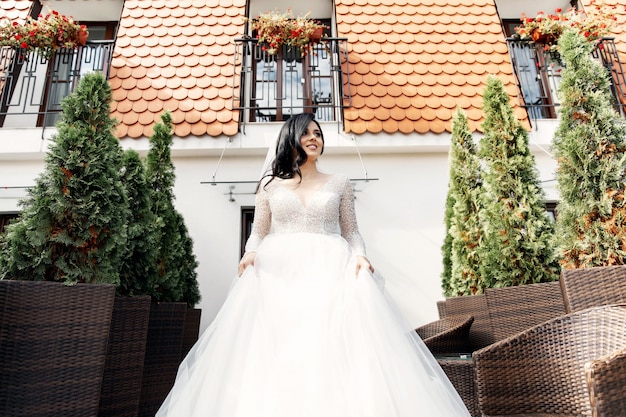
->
[156, 173, 471, 417]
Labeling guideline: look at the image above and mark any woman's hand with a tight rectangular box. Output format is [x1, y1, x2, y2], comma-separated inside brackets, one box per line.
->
[238, 252, 256, 277]
[355, 255, 374, 276]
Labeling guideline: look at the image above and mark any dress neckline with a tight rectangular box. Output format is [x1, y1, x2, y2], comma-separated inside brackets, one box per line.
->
[276, 173, 338, 209]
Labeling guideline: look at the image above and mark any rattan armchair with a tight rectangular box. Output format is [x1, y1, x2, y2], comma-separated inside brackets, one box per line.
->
[473, 304, 626, 417]
[561, 265, 626, 313]
[415, 314, 474, 355]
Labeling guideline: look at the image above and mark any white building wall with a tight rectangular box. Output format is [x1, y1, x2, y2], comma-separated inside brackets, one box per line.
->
[0, 122, 558, 333]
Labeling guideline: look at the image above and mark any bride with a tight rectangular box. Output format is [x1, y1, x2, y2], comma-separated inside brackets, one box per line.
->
[156, 113, 471, 417]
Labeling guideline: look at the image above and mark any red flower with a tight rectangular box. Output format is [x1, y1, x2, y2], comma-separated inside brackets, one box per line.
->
[20, 41, 28, 49]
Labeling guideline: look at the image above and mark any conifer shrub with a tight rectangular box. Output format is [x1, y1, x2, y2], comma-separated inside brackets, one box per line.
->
[0, 72, 129, 284]
[553, 29, 626, 267]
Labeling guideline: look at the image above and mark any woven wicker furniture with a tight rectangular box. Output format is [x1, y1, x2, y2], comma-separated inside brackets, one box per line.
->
[0, 281, 116, 417]
[445, 294, 495, 350]
[484, 281, 566, 342]
[437, 357, 480, 417]
[473, 304, 626, 417]
[138, 302, 187, 417]
[561, 265, 626, 313]
[415, 314, 474, 355]
[98, 295, 151, 417]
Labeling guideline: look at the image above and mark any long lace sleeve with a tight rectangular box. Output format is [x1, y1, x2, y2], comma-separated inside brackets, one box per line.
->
[339, 177, 367, 256]
[244, 183, 271, 254]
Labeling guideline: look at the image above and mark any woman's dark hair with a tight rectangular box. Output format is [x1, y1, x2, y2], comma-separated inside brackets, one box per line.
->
[260, 113, 324, 189]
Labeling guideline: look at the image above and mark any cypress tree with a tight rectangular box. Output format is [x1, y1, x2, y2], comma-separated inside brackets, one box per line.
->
[478, 75, 560, 287]
[0, 72, 129, 284]
[146, 111, 200, 304]
[446, 109, 483, 295]
[553, 29, 626, 267]
[441, 192, 454, 295]
[119, 149, 158, 295]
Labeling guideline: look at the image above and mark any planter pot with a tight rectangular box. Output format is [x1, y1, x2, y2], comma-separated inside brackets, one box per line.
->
[180, 307, 202, 362]
[138, 302, 187, 417]
[98, 295, 151, 417]
[0, 280, 116, 417]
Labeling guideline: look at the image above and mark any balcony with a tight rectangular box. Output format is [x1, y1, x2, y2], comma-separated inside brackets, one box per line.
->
[0, 41, 115, 129]
[231, 37, 351, 131]
[507, 37, 626, 124]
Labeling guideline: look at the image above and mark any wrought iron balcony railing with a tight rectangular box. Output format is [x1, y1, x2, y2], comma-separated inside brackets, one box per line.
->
[231, 37, 351, 131]
[0, 40, 115, 129]
[506, 37, 626, 123]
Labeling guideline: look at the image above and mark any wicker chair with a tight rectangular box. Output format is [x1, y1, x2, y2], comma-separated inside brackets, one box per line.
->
[415, 314, 474, 355]
[445, 294, 494, 351]
[561, 265, 626, 313]
[484, 281, 566, 342]
[473, 304, 626, 417]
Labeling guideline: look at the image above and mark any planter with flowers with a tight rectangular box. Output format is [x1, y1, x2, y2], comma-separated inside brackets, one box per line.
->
[0, 10, 88, 59]
[515, 1, 617, 56]
[244, 9, 327, 56]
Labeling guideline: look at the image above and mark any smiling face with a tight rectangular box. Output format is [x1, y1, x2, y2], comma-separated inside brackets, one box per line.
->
[299, 120, 324, 162]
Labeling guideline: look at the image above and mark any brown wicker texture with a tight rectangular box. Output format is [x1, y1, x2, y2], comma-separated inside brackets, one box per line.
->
[0, 281, 116, 417]
[561, 265, 626, 313]
[445, 294, 494, 351]
[485, 281, 566, 343]
[473, 304, 626, 417]
[415, 315, 473, 355]
[586, 350, 626, 417]
[438, 357, 480, 417]
[98, 295, 151, 417]
[437, 300, 447, 318]
[180, 307, 202, 362]
[138, 302, 187, 417]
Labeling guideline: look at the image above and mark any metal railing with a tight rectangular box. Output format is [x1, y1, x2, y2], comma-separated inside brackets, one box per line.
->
[0, 40, 115, 128]
[506, 37, 626, 124]
[231, 37, 351, 132]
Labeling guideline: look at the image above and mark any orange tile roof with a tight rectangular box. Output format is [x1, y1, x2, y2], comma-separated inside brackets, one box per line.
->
[110, 0, 245, 139]
[336, 0, 524, 134]
[0, 0, 31, 23]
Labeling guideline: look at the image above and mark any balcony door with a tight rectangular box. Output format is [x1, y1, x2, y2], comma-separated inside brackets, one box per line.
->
[251, 19, 332, 122]
[40, 21, 117, 127]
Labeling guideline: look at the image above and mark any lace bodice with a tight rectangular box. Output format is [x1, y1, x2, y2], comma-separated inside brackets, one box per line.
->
[244, 174, 366, 256]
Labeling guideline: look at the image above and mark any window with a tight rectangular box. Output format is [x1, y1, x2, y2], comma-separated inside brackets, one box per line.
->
[0, 212, 19, 235]
[40, 21, 118, 127]
[241, 207, 255, 258]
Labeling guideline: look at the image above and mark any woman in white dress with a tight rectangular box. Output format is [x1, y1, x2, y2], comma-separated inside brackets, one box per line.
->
[156, 113, 471, 417]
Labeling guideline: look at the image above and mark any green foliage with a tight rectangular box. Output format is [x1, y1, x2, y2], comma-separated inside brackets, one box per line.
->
[0, 72, 129, 284]
[477, 75, 560, 287]
[119, 149, 158, 296]
[553, 29, 626, 268]
[445, 109, 484, 296]
[441, 192, 454, 295]
[146, 111, 201, 306]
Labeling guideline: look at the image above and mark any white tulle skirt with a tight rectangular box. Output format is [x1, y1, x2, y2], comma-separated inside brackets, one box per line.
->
[156, 233, 470, 417]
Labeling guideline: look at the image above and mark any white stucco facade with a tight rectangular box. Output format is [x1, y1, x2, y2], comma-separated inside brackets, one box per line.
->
[0, 120, 559, 332]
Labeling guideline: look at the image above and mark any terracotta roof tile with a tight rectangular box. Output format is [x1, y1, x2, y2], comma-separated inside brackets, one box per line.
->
[337, 0, 521, 134]
[111, 0, 245, 139]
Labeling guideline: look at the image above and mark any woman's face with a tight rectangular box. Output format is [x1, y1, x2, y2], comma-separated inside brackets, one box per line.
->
[299, 120, 323, 161]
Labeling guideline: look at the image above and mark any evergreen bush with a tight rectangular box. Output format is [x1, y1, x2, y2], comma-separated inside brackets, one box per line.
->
[553, 29, 626, 267]
[0, 72, 129, 284]
[444, 109, 483, 296]
[146, 111, 200, 305]
[478, 75, 560, 287]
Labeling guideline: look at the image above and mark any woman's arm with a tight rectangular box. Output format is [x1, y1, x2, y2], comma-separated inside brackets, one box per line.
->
[338, 177, 374, 274]
[238, 183, 271, 276]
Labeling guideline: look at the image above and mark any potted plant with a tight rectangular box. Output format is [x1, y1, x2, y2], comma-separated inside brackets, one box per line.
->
[97, 149, 158, 417]
[0, 9, 88, 59]
[244, 9, 327, 56]
[514, 1, 617, 55]
[138, 111, 201, 417]
[0, 72, 128, 416]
